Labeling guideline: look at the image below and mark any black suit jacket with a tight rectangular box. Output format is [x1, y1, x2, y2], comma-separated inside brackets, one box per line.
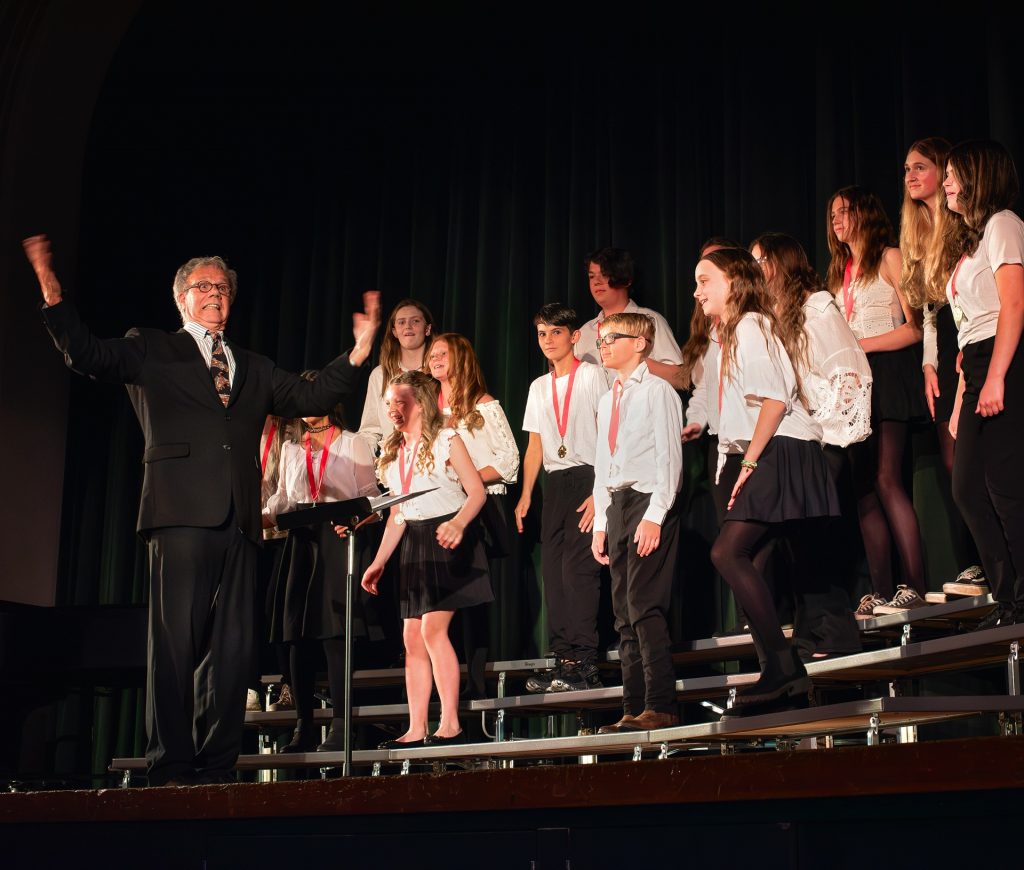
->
[44, 300, 363, 543]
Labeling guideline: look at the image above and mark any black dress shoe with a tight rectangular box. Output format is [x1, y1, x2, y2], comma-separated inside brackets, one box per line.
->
[426, 731, 467, 746]
[379, 737, 428, 749]
[734, 650, 811, 706]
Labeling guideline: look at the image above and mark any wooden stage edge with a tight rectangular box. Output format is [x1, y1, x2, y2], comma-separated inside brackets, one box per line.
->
[2, 735, 1023, 824]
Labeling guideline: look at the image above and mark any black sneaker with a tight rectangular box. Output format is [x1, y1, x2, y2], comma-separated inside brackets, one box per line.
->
[525, 662, 561, 693]
[549, 662, 603, 692]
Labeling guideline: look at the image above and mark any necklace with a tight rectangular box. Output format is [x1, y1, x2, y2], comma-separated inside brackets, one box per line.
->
[305, 422, 331, 433]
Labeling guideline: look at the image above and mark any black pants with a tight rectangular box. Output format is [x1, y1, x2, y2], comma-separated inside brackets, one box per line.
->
[607, 488, 679, 715]
[146, 516, 257, 785]
[542, 465, 602, 664]
[953, 338, 1024, 606]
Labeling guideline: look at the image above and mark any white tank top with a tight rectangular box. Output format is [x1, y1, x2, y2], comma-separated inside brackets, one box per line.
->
[844, 272, 904, 340]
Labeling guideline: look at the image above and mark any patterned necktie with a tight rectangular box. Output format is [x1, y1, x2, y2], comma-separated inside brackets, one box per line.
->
[209, 332, 231, 407]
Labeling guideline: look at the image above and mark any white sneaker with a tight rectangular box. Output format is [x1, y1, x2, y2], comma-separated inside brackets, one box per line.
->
[245, 688, 262, 713]
[873, 585, 927, 615]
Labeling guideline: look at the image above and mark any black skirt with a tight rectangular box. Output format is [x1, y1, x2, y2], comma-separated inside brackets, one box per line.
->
[268, 521, 372, 643]
[723, 436, 840, 524]
[399, 512, 494, 618]
[933, 304, 959, 424]
[867, 345, 929, 424]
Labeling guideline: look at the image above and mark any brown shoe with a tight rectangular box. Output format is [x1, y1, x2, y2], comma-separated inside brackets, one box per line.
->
[626, 709, 680, 731]
[597, 713, 640, 734]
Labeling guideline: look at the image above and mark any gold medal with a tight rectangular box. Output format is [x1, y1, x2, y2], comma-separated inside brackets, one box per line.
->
[394, 511, 406, 526]
[557, 443, 567, 459]
[952, 304, 964, 329]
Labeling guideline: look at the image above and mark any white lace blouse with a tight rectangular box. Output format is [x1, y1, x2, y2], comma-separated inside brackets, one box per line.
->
[444, 400, 520, 495]
[801, 291, 873, 448]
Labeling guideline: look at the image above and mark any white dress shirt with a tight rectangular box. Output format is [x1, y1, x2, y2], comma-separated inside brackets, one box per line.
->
[184, 320, 237, 384]
[263, 429, 379, 524]
[575, 299, 683, 379]
[593, 361, 683, 533]
[522, 360, 608, 471]
[685, 337, 721, 436]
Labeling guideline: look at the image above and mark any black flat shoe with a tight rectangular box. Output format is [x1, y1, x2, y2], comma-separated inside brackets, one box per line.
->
[426, 731, 467, 746]
[316, 721, 345, 752]
[278, 724, 318, 754]
[720, 692, 811, 719]
[379, 737, 427, 750]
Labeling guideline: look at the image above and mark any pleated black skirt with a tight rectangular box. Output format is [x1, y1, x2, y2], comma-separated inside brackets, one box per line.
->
[868, 345, 929, 424]
[933, 304, 959, 424]
[399, 512, 494, 618]
[723, 436, 840, 524]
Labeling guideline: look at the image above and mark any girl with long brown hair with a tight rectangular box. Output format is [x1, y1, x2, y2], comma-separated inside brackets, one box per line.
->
[695, 248, 837, 715]
[751, 232, 870, 658]
[942, 140, 1024, 628]
[826, 186, 928, 617]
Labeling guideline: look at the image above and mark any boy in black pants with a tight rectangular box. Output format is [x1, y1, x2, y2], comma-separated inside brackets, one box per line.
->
[516, 303, 609, 691]
[591, 312, 683, 732]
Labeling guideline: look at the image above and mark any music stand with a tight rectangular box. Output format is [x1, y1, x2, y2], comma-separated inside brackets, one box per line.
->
[277, 488, 435, 775]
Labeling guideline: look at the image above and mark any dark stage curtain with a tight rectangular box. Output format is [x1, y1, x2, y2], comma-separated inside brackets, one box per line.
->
[22, 2, 1024, 778]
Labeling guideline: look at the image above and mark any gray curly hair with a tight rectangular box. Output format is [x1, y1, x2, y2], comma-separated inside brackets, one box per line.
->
[171, 256, 239, 322]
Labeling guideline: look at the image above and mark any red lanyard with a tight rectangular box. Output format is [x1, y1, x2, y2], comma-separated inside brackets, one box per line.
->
[842, 259, 855, 321]
[303, 426, 335, 502]
[950, 254, 968, 303]
[551, 356, 581, 443]
[397, 440, 416, 494]
[608, 379, 623, 455]
[260, 421, 277, 477]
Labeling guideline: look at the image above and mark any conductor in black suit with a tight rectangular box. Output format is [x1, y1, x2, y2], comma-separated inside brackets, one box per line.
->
[23, 235, 381, 786]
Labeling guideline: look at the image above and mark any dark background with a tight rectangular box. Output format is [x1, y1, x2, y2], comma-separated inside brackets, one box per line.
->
[2, 0, 1022, 784]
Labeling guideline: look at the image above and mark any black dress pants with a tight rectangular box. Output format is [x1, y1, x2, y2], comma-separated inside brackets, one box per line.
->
[607, 488, 679, 715]
[953, 338, 1024, 606]
[542, 465, 602, 664]
[146, 516, 257, 784]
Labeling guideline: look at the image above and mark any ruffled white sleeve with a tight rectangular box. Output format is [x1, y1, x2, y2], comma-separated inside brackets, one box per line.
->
[357, 365, 386, 455]
[469, 400, 520, 487]
[804, 301, 873, 448]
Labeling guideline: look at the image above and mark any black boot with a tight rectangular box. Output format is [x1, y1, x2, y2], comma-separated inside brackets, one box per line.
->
[278, 720, 318, 753]
[316, 718, 345, 752]
[734, 648, 811, 707]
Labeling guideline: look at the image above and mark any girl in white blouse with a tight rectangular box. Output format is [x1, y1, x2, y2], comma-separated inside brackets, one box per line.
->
[942, 140, 1024, 629]
[361, 370, 490, 746]
[430, 332, 519, 698]
[751, 232, 870, 658]
[695, 247, 838, 715]
[826, 186, 927, 617]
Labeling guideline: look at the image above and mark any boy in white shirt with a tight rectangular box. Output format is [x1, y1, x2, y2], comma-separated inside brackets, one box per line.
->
[591, 312, 683, 732]
[516, 304, 609, 692]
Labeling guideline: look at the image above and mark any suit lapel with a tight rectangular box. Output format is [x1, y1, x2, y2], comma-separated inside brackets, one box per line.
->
[176, 329, 224, 407]
[226, 340, 248, 407]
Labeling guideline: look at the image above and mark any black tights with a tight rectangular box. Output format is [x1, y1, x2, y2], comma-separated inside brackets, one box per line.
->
[711, 520, 787, 661]
[854, 421, 925, 599]
[289, 637, 346, 724]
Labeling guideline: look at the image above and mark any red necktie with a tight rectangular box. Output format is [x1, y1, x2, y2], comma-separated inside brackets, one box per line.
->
[608, 379, 623, 455]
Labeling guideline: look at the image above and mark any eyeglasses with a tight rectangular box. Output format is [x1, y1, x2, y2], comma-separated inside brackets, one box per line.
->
[595, 333, 646, 348]
[186, 281, 231, 295]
